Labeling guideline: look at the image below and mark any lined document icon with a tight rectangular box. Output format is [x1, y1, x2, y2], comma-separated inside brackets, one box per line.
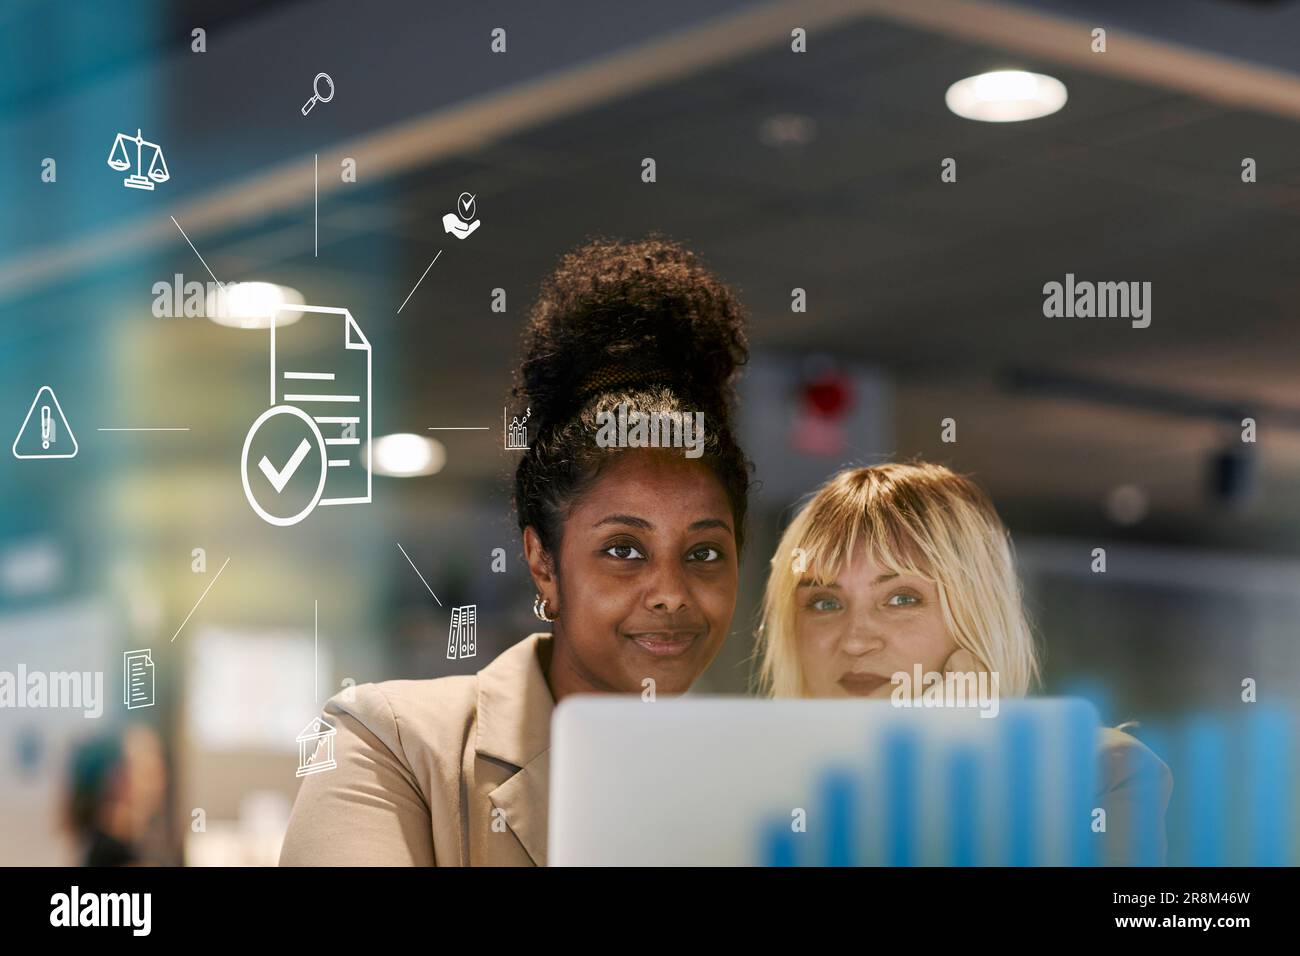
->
[124, 649, 154, 710]
[270, 304, 372, 505]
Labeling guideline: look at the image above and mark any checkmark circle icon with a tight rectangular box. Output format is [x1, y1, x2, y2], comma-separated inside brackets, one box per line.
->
[240, 405, 328, 527]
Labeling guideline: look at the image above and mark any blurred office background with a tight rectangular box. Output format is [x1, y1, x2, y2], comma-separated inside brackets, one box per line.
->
[2, 0, 1299, 864]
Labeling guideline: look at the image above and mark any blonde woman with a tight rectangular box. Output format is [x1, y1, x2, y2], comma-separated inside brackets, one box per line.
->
[755, 462, 1172, 865]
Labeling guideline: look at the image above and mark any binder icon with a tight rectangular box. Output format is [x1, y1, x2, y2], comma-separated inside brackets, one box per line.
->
[447, 605, 477, 660]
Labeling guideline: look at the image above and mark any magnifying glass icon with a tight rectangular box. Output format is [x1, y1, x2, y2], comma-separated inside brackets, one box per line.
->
[301, 72, 334, 116]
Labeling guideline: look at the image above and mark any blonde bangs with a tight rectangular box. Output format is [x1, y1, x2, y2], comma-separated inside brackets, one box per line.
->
[796, 484, 937, 590]
[754, 463, 1040, 699]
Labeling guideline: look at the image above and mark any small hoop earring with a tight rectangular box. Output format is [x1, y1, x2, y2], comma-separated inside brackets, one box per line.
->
[533, 594, 557, 623]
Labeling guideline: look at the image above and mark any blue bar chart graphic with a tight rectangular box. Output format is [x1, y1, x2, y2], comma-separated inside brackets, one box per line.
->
[759, 702, 1295, 867]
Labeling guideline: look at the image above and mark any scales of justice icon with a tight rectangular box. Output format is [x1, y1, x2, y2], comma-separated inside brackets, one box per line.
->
[106, 128, 169, 190]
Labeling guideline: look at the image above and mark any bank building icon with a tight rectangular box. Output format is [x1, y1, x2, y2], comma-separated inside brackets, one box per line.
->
[296, 717, 337, 777]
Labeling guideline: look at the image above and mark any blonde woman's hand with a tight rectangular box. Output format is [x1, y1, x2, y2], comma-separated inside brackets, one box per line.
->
[942, 647, 983, 677]
[941, 647, 1000, 714]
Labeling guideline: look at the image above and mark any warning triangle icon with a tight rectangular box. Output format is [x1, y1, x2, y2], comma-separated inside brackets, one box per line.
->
[12, 386, 78, 459]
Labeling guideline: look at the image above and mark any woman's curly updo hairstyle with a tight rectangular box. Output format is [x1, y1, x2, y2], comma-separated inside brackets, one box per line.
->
[512, 235, 751, 564]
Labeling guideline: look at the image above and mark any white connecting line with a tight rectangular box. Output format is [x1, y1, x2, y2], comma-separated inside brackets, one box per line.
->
[170, 557, 231, 643]
[396, 542, 442, 606]
[397, 250, 442, 314]
[170, 215, 223, 288]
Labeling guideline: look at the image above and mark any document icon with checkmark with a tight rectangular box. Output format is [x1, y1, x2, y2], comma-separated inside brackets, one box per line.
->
[240, 304, 372, 526]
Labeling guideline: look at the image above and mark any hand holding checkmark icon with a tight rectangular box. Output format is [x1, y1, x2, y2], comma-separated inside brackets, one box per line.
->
[443, 190, 480, 240]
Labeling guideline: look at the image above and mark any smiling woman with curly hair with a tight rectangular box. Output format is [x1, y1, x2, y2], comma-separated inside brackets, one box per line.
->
[280, 235, 753, 866]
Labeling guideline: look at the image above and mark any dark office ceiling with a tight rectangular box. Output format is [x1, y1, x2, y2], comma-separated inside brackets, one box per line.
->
[0, 0, 311, 116]
[12, 0, 1300, 553]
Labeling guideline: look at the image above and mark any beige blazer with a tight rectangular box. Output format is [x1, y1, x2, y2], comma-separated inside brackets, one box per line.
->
[279, 632, 1172, 866]
[280, 631, 555, 866]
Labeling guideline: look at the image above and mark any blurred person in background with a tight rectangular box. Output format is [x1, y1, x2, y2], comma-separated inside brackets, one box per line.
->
[754, 461, 1173, 864]
[65, 723, 169, 866]
[280, 236, 753, 865]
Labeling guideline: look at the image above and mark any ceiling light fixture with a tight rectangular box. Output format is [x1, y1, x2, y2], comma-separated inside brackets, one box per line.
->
[207, 282, 305, 329]
[945, 70, 1067, 122]
[758, 113, 817, 147]
[365, 433, 445, 477]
